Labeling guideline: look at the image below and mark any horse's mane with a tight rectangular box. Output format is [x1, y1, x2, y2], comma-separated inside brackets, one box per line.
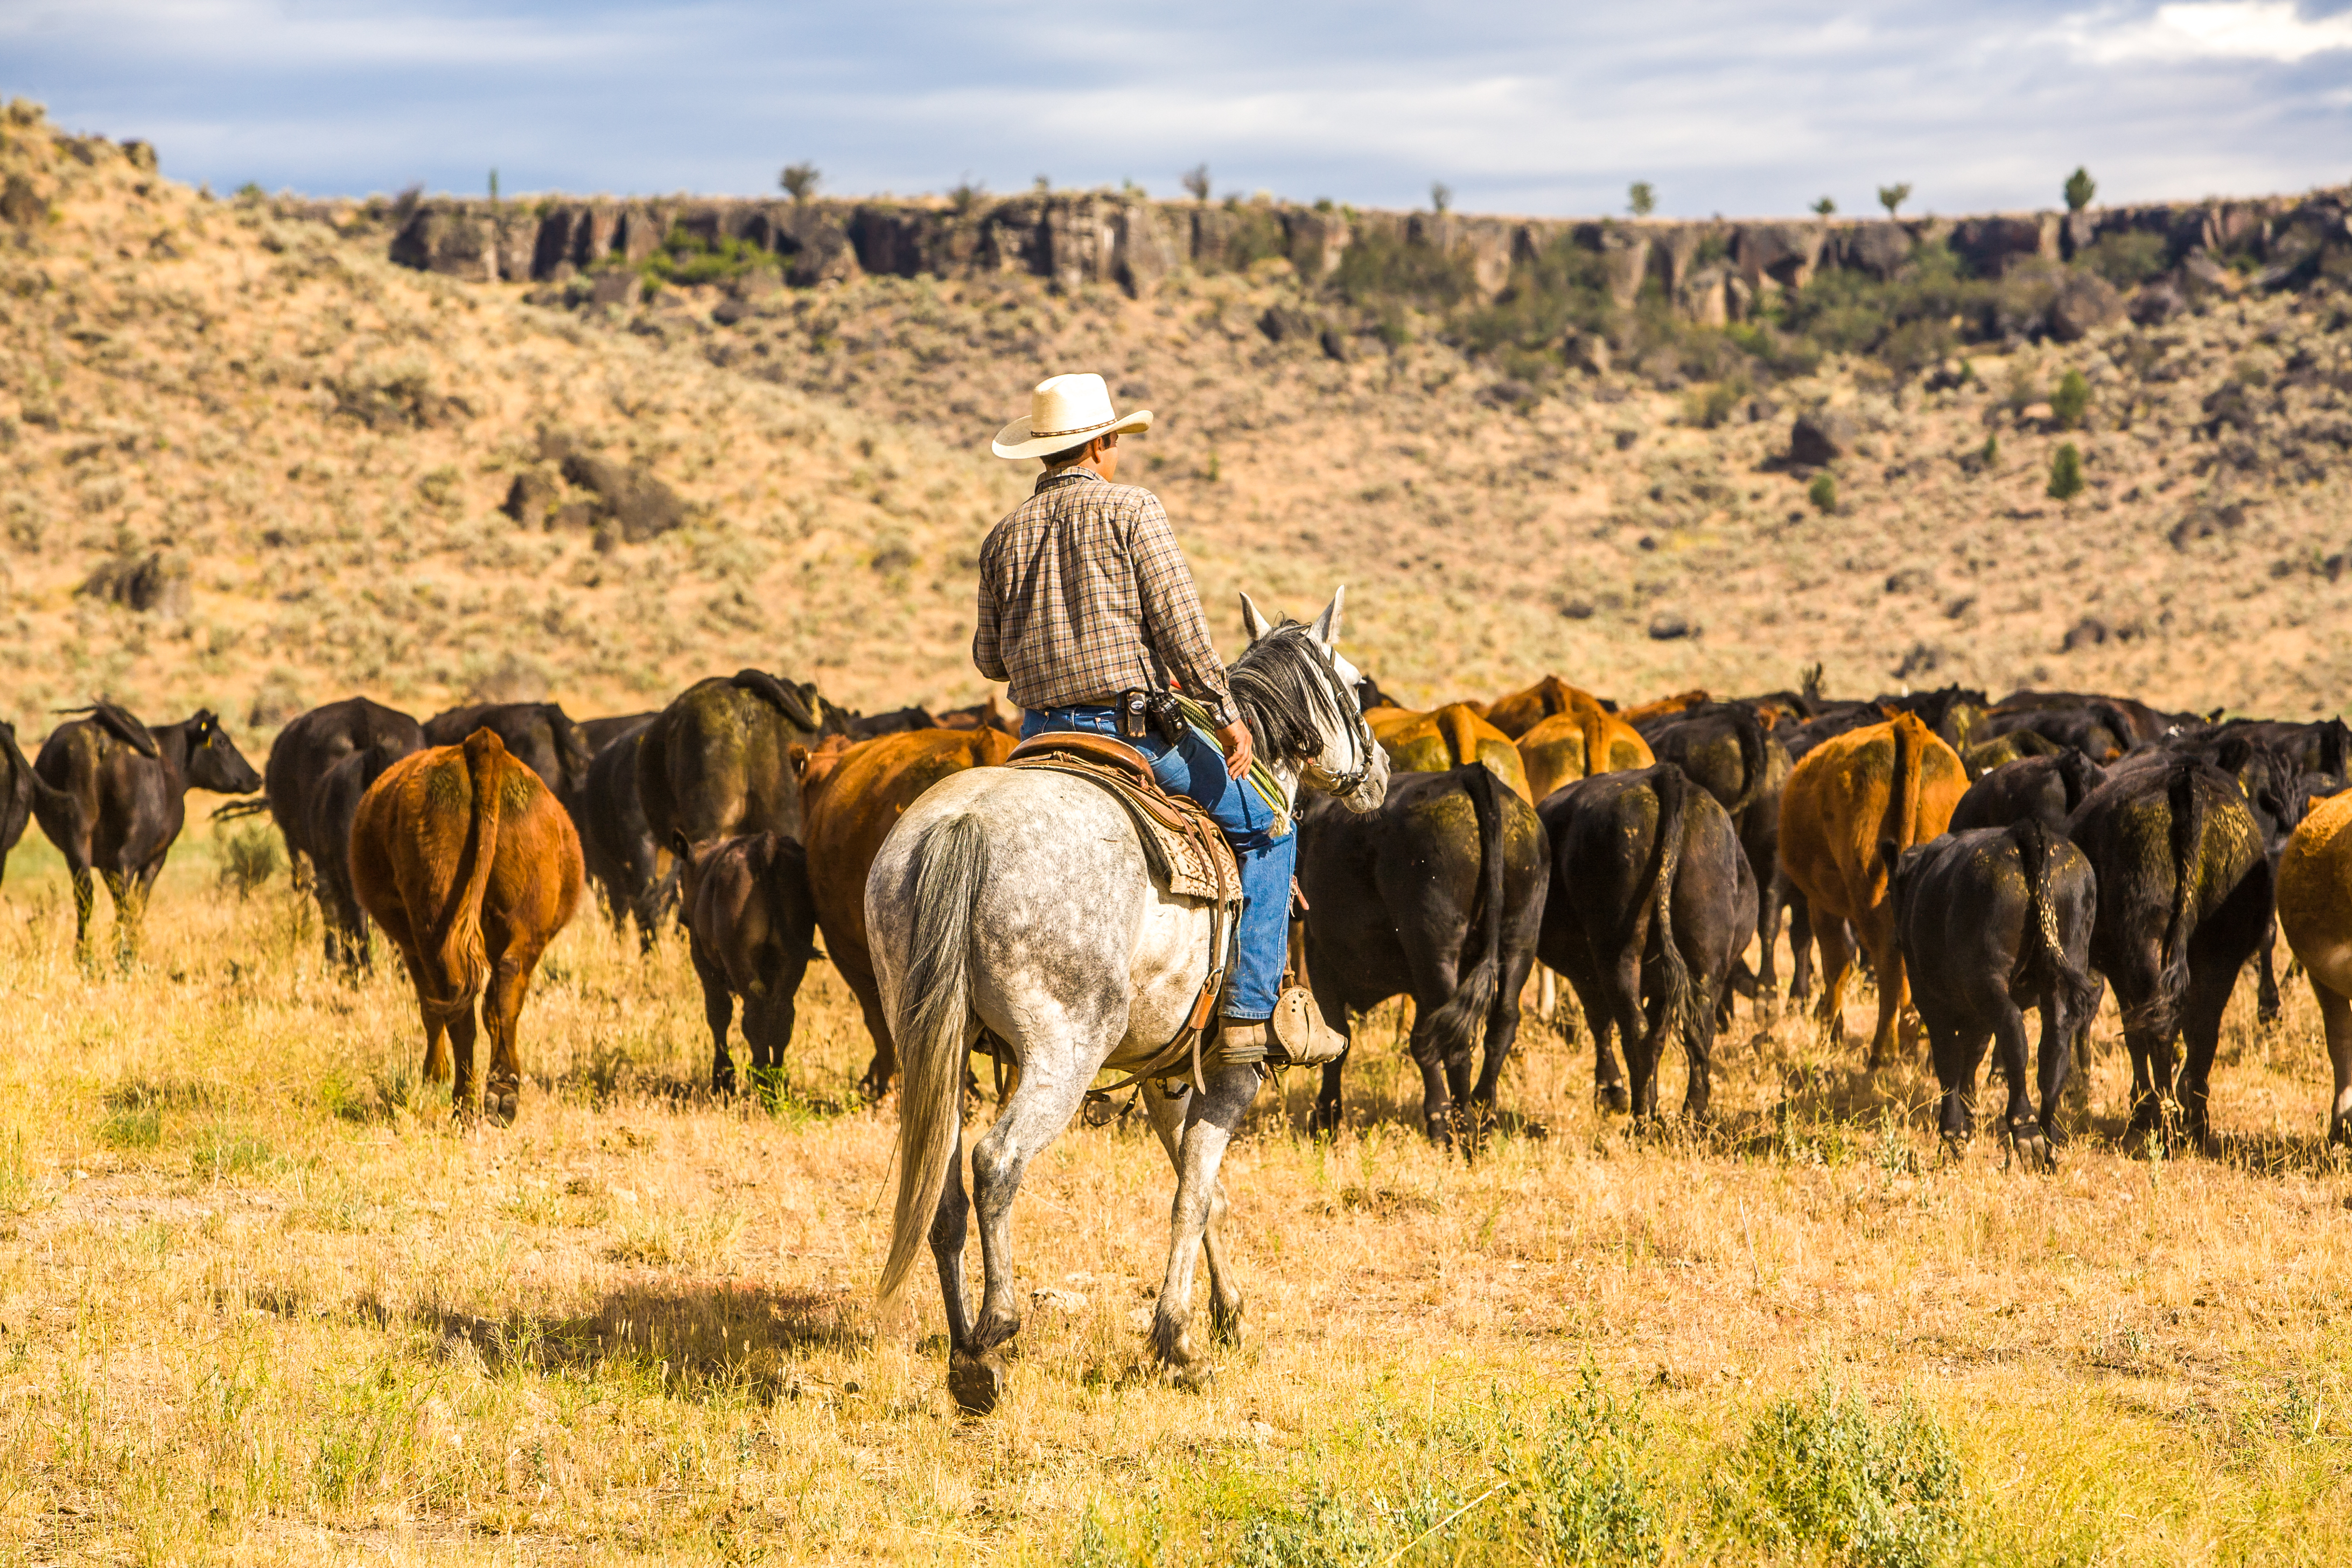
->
[1228, 621, 1350, 767]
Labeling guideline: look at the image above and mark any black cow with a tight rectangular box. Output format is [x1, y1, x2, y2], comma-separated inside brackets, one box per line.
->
[1298, 765, 1548, 1146]
[2147, 730, 2319, 1025]
[577, 711, 659, 755]
[263, 697, 425, 965]
[1, 721, 64, 888]
[843, 706, 939, 738]
[1949, 752, 2108, 835]
[308, 738, 415, 969]
[1891, 822, 2104, 1166]
[638, 670, 845, 860]
[33, 704, 263, 962]
[580, 716, 671, 949]
[1639, 703, 1789, 1013]
[1990, 689, 2204, 750]
[423, 702, 595, 814]
[2066, 755, 2272, 1147]
[675, 830, 822, 1093]
[1537, 765, 1755, 1121]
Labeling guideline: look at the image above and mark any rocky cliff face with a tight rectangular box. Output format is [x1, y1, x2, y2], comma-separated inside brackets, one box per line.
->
[386, 185, 2352, 325]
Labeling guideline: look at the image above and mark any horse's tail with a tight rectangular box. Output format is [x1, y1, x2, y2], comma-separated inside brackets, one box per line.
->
[1643, 766, 1697, 1073]
[1420, 765, 1507, 1060]
[877, 813, 989, 1313]
[434, 731, 506, 1008]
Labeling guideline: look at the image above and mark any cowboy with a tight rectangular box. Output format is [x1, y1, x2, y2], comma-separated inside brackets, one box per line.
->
[975, 372, 1304, 1063]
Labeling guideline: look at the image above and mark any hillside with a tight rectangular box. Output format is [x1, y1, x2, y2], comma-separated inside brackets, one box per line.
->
[5, 100, 2352, 759]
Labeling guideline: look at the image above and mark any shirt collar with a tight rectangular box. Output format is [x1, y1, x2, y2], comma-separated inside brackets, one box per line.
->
[1033, 467, 1107, 494]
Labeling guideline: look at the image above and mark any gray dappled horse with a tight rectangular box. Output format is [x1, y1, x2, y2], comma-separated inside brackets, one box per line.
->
[870, 591, 1388, 1414]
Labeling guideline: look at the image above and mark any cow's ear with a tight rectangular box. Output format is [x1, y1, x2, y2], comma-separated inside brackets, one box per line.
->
[787, 742, 811, 778]
[670, 830, 692, 860]
[1310, 586, 1345, 645]
[1238, 591, 1276, 643]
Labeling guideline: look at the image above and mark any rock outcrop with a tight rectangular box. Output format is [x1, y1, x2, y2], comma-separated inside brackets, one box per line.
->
[384, 183, 2352, 334]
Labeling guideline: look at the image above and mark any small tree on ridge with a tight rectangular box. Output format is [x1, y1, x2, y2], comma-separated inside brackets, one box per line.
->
[780, 162, 821, 204]
[1878, 182, 1911, 219]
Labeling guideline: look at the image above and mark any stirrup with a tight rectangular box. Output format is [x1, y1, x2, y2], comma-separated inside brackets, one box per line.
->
[1268, 986, 1346, 1069]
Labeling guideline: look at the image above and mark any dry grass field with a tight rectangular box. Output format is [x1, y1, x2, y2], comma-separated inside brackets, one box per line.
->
[3, 827, 2349, 1564]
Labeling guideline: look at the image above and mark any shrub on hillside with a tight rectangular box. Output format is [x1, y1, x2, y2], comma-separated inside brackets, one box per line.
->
[2049, 442, 2085, 501]
[1327, 226, 1477, 307]
[2076, 229, 2168, 288]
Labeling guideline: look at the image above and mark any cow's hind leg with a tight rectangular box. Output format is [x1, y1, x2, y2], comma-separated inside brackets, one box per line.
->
[1988, 995, 2046, 1170]
[1143, 1077, 1244, 1346]
[1812, 918, 1856, 1051]
[480, 946, 547, 1126]
[2256, 914, 2284, 1027]
[2314, 979, 2352, 1145]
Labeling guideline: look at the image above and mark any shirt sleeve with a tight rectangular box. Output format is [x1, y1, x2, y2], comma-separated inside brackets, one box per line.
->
[972, 566, 1007, 682]
[1130, 493, 1238, 729]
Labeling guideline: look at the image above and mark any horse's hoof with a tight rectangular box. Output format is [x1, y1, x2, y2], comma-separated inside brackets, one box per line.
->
[948, 1350, 1009, 1416]
[1210, 1298, 1245, 1348]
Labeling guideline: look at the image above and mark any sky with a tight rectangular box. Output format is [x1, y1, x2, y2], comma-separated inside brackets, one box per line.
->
[3, 1, 2348, 217]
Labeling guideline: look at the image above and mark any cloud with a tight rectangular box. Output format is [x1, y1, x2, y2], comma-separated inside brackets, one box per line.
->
[7, 2, 2349, 216]
[2054, 1, 2352, 64]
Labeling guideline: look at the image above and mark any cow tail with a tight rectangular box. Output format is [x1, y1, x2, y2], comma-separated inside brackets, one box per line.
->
[1724, 705, 1768, 816]
[1644, 766, 1697, 1070]
[2141, 758, 2205, 1044]
[1440, 706, 1479, 769]
[1, 723, 72, 819]
[2014, 818, 2103, 1034]
[877, 813, 987, 1313]
[437, 731, 505, 1006]
[1879, 715, 1929, 899]
[1421, 765, 1507, 1061]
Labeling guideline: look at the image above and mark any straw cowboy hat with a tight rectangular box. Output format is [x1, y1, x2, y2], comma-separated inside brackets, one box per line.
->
[990, 372, 1152, 460]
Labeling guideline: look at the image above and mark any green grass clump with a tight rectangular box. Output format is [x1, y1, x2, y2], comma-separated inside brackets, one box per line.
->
[2049, 442, 2085, 502]
[1810, 472, 1839, 513]
[1714, 1379, 1964, 1567]
[2051, 368, 2090, 430]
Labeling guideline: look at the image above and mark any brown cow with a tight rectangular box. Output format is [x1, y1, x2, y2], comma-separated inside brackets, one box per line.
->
[1368, 703, 1531, 800]
[800, 726, 1015, 1095]
[1484, 675, 1594, 740]
[351, 730, 584, 1122]
[676, 830, 822, 1094]
[1777, 711, 1968, 1066]
[1516, 708, 1656, 801]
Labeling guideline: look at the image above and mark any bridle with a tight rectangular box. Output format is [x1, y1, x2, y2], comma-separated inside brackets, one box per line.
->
[1300, 642, 1380, 801]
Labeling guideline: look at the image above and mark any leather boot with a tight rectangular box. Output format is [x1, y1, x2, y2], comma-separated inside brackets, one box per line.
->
[1216, 1018, 1270, 1067]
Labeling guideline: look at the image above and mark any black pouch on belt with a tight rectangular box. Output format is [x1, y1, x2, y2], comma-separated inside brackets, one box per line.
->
[1144, 688, 1189, 748]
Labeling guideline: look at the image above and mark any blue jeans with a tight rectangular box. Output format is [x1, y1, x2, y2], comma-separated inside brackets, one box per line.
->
[1021, 705, 1296, 1020]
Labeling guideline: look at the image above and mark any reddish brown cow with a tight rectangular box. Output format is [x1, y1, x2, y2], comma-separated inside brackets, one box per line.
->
[800, 726, 1016, 1095]
[352, 730, 583, 1122]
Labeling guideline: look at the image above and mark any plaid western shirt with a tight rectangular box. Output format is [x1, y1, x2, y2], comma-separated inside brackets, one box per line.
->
[973, 468, 1239, 728]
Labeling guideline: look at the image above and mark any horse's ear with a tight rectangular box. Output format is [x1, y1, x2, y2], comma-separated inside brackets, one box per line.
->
[1238, 591, 1276, 644]
[1311, 586, 1346, 645]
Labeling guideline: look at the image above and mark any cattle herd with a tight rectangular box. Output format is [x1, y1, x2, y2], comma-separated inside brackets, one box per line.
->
[4, 659, 2352, 1163]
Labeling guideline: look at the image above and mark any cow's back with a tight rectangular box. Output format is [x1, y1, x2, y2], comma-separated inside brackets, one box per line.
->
[267, 698, 424, 859]
[640, 677, 810, 849]
[1376, 702, 1530, 800]
[1780, 713, 1966, 921]
[804, 727, 1012, 963]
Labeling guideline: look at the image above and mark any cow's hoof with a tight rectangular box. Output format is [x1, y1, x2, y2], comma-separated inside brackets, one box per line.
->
[947, 1350, 1008, 1416]
[487, 1082, 520, 1126]
[1598, 1084, 1630, 1115]
[1171, 1360, 1216, 1394]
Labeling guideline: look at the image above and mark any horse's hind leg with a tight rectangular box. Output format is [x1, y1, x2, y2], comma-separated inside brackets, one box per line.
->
[960, 1053, 1094, 1406]
[1143, 1079, 1244, 1346]
[1152, 1062, 1260, 1386]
